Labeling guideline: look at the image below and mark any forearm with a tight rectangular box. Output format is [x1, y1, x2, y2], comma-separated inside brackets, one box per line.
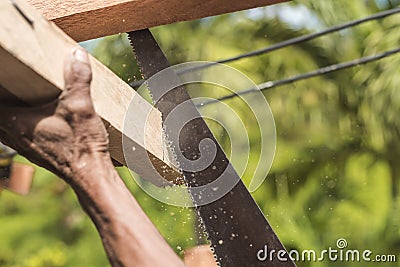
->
[0, 48, 184, 267]
[70, 159, 185, 267]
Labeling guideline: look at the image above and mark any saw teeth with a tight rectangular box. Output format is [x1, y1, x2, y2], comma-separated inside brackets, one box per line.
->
[128, 32, 185, 187]
[127, 30, 220, 265]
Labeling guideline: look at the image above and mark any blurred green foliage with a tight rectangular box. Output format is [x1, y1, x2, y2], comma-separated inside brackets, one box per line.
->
[1, 0, 399, 266]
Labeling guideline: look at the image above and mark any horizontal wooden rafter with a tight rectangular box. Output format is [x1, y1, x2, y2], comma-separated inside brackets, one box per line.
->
[27, 0, 289, 41]
[0, 0, 181, 186]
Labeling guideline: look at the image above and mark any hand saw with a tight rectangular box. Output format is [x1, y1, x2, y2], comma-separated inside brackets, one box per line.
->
[128, 29, 295, 267]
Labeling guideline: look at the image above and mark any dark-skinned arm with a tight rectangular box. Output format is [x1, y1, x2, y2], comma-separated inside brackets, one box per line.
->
[0, 48, 185, 267]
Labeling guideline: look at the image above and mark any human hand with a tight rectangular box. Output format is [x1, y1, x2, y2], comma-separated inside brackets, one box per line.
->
[0, 48, 111, 186]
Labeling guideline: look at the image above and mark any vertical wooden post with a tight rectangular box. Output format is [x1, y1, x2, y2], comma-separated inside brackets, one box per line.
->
[0, 163, 35, 195]
[184, 245, 218, 267]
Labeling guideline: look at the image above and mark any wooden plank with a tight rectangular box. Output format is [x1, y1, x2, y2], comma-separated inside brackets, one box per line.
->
[0, 0, 181, 186]
[184, 245, 218, 267]
[26, 0, 289, 41]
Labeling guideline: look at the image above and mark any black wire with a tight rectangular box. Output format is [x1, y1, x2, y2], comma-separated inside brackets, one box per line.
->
[130, 7, 400, 88]
[197, 47, 400, 107]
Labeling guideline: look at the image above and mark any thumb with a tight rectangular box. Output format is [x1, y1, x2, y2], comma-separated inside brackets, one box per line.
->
[64, 48, 92, 89]
[58, 48, 95, 118]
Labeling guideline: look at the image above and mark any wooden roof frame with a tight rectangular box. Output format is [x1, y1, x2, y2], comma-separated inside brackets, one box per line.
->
[27, 0, 288, 41]
[1, 0, 287, 184]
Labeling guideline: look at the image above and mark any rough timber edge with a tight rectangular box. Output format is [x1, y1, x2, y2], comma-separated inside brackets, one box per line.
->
[0, 0, 182, 186]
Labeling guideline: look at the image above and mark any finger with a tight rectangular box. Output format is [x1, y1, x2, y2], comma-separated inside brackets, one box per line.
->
[0, 129, 17, 152]
[64, 48, 92, 92]
[58, 48, 94, 118]
[112, 158, 124, 167]
[0, 103, 56, 140]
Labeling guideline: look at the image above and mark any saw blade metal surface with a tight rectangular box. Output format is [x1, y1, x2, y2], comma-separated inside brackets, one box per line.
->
[128, 29, 295, 267]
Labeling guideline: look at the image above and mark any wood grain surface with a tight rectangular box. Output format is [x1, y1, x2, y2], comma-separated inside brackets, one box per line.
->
[0, 0, 181, 185]
[27, 0, 289, 41]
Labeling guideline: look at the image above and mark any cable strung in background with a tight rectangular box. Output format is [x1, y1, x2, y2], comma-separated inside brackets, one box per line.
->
[130, 7, 400, 88]
[197, 46, 400, 106]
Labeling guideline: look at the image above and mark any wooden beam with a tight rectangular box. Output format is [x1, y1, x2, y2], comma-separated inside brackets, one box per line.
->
[0, 0, 181, 186]
[26, 0, 289, 42]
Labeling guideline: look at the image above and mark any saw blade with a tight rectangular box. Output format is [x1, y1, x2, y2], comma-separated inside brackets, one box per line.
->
[128, 29, 295, 267]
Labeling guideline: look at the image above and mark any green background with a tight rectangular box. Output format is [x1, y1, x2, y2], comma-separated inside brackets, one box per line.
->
[1, 0, 400, 266]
